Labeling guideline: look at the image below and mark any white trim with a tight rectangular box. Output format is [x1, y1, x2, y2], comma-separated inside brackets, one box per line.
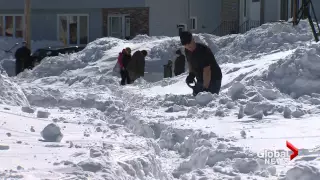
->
[57, 14, 89, 45]
[277, 0, 281, 20]
[244, 0, 247, 18]
[108, 14, 123, 38]
[0, 14, 24, 38]
[239, 0, 248, 24]
[190, 16, 197, 30]
[124, 16, 130, 38]
[107, 14, 129, 38]
[288, 0, 292, 18]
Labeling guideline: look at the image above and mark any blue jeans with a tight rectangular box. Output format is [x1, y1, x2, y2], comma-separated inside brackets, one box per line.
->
[193, 79, 221, 96]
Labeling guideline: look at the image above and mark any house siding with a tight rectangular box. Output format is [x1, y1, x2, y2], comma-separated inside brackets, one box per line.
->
[0, 0, 145, 9]
[310, 0, 320, 20]
[264, 0, 280, 22]
[146, 0, 187, 36]
[146, 0, 221, 36]
[189, 0, 222, 34]
[0, 9, 102, 42]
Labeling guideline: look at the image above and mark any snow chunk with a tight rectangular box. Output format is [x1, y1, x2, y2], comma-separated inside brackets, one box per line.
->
[77, 159, 103, 172]
[228, 82, 246, 100]
[195, 92, 214, 106]
[283, 106, 292, 119]
[232, 158, 260, 174]
[285, 164, 320, 180]
[21, 106, 35, 113]
[238, 105, 244, 119]
[0, 74, 29, 106]
[0, 145, 9, 150]
[40, 123, 63, 142]
[37, 110, 50, 118]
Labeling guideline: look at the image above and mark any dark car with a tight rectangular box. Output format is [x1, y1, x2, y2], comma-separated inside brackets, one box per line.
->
[31, 45, 86, 66]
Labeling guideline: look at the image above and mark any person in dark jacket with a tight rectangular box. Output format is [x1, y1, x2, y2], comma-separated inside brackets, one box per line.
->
[127, 50, 147, 83]
[14, 41, 31, 75]
[117, 47, 132, 85]
[179, 31, 222, 96]
[174, 49, 186, 76]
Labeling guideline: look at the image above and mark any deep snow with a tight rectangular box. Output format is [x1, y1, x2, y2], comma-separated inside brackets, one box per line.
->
[1, 20, 320, 179]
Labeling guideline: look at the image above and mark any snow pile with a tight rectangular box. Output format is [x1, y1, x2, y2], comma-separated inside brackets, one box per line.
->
[0, 74, 29, 106]
[268, 43, 320, 97]
[20, 33, 235, 81]
[284, 164, 320, 180]
[216, 21, 313, 64]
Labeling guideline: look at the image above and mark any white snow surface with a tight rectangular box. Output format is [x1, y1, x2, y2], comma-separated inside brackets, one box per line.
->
[1, 20, 320, 179]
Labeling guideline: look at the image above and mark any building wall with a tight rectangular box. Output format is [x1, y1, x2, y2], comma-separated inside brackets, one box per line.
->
[145, 0, 187, 36]
[0, 0, 145, 9]
[264, 0, 280, 22]
[189, 0, 222, 34]
[0, 9, 102, 42]
[146, 0, 221, 36]
[102, 7, 149, 38]
[306, 0, 320, 21]
[236, 0, 280, 23]
[250, 1, 261, 21]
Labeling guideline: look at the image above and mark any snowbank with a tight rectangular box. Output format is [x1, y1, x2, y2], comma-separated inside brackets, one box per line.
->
[20, 34, 224, 80]
[0, 74, 29, 106]
[268, 43, 320, 97]
[216, 21, 313, 64]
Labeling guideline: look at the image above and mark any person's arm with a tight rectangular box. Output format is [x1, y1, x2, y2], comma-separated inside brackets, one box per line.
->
[202, 48, 214, 89]
[203, 66, 211, 88]
[188, 61, 193, 73]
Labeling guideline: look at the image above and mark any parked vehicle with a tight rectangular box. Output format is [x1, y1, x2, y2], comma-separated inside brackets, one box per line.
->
[31, 45, 86, 66]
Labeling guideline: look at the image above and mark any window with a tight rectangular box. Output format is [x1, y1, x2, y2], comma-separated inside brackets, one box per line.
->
[107, 14, 131, 39]
[15, 16, 23, 37]
[57, 14, 89, 45]
[190, 17, 197, 30]
[0, 15, 24, 38]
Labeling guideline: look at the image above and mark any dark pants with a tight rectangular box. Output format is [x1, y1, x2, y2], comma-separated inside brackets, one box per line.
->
[120, 69, 131, 85]
[174, 70, 184, 76]
[15, 59, 24, 75]
[193, 79, 222, 96]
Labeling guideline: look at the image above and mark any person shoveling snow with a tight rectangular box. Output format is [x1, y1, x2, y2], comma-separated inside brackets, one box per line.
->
[179, 31, 222, 96]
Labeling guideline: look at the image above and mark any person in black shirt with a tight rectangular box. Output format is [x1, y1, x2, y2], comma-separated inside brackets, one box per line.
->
[179, 31, 222, 96]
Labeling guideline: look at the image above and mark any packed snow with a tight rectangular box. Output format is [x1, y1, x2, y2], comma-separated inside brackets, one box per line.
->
[1, 20, 320, 179]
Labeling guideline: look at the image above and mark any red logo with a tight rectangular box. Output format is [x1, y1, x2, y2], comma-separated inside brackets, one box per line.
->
[286, 141, 298, 160]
